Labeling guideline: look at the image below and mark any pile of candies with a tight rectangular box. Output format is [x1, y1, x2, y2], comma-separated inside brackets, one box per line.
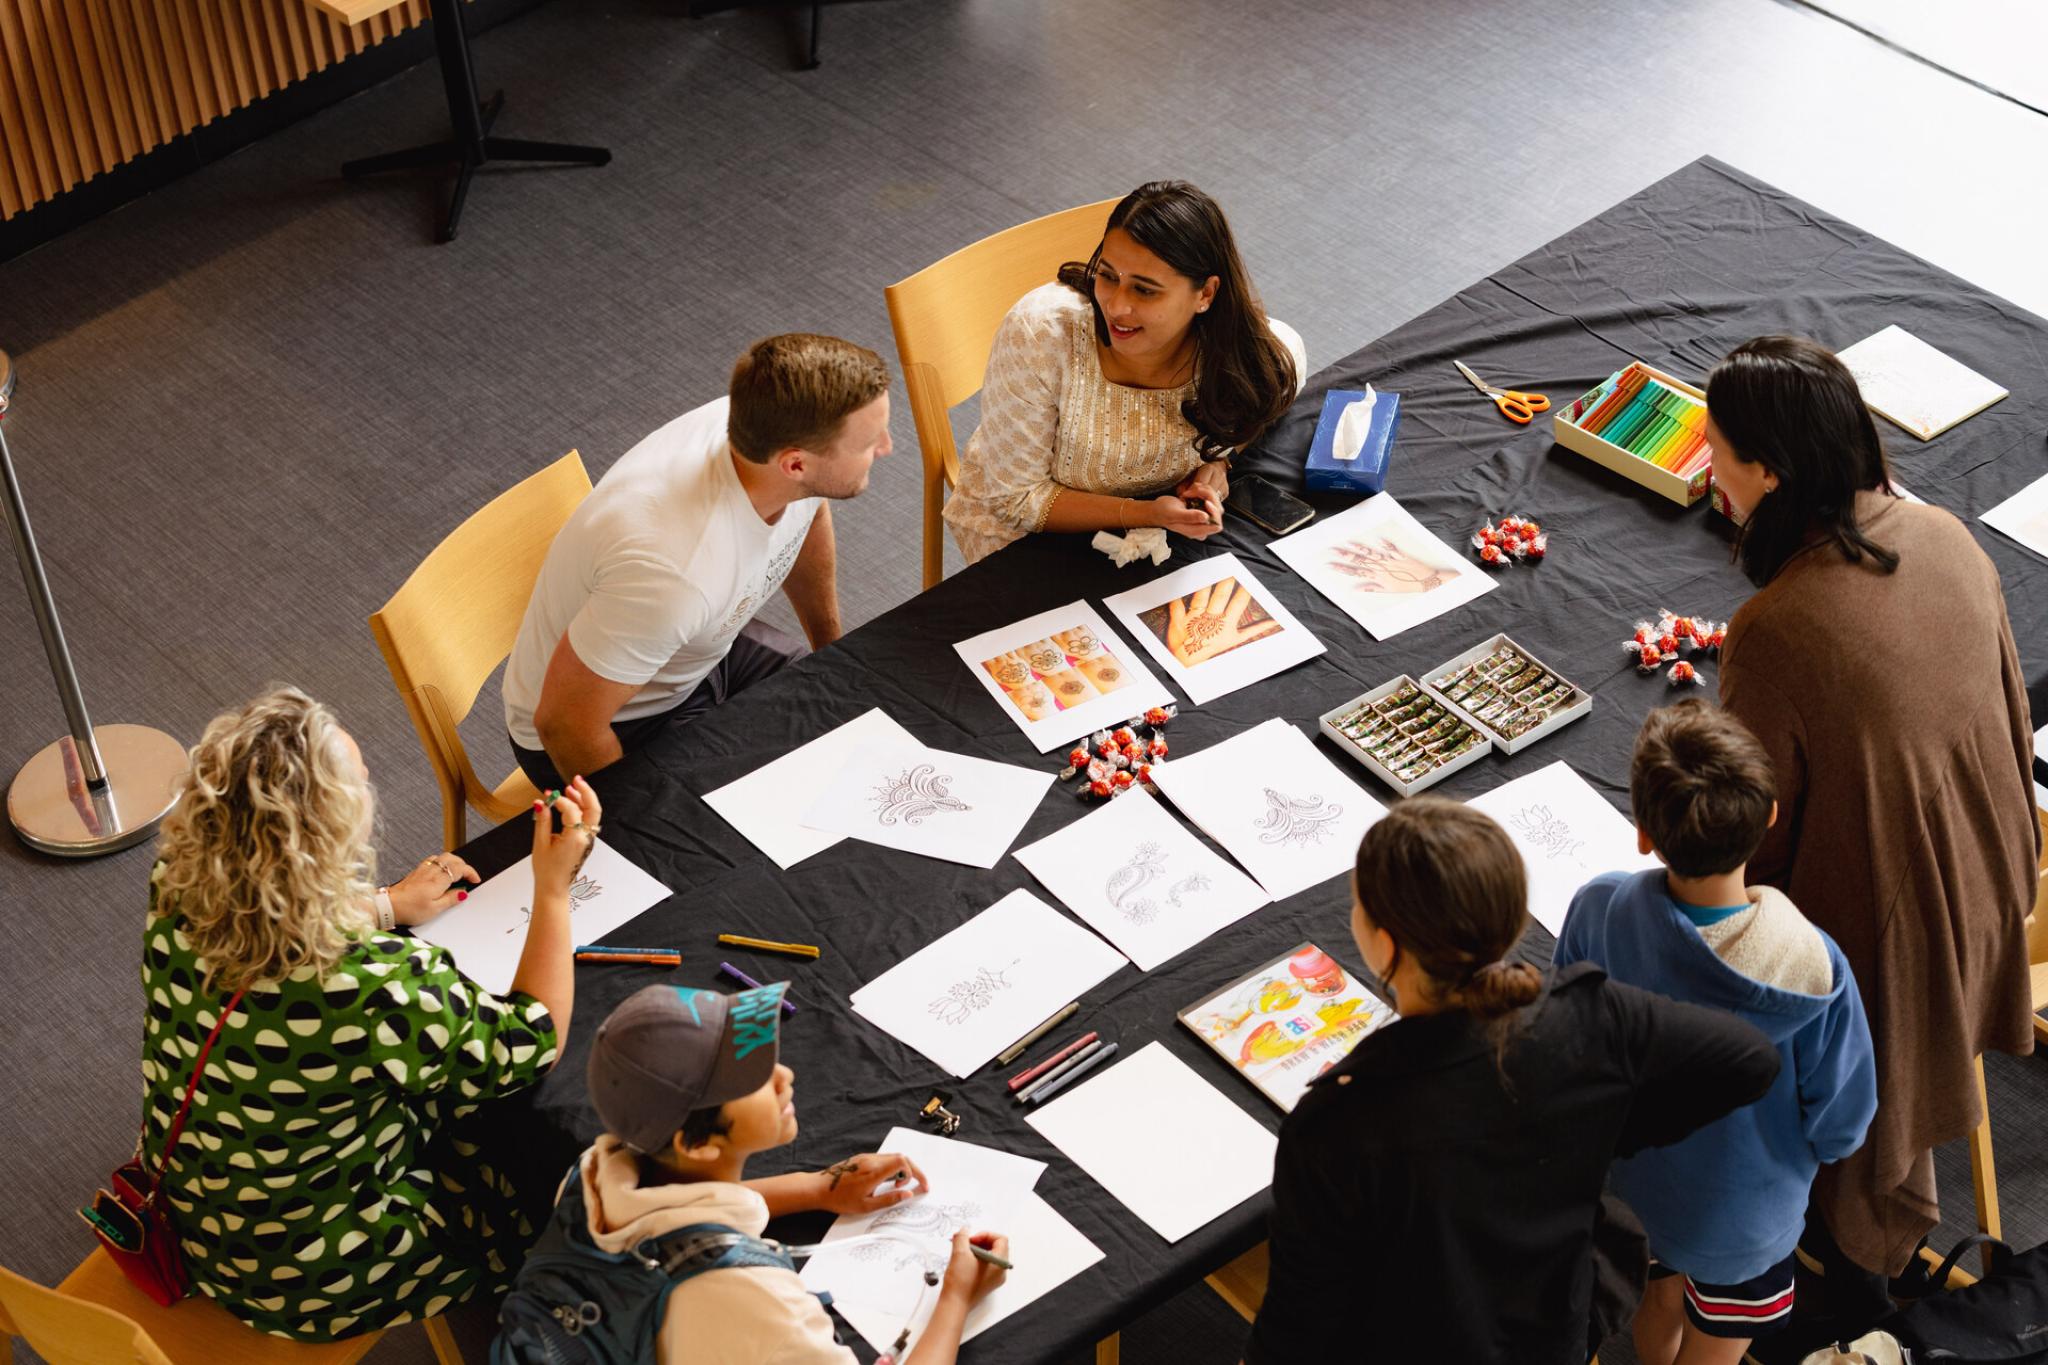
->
[1623, 610, 1727, 687]
[1471, 515, 1548, 568]
[1329, 681, 1485, 787]
[1058, 706, 1176, 801]
[1429, 643, 1583, 739]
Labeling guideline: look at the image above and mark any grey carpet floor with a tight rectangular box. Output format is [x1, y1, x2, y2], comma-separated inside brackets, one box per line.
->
[2, 0, 2045, 1361]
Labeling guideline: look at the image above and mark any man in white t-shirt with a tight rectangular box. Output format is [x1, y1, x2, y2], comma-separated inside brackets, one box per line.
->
[504, 334, 891, 788]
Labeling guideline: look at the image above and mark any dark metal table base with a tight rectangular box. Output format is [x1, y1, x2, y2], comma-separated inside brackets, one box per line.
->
[341, 0, 611, 244]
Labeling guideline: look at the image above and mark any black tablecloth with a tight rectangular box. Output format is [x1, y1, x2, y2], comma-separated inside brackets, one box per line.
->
[457, 157, 2048, 1363]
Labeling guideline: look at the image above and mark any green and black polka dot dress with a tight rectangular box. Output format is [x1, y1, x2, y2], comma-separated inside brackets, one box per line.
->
[140, 866, 559, 1341]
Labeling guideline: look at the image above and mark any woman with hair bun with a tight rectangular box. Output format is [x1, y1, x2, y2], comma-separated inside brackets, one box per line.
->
[139, 687, 596, 1340]
[1245, 799, 1781, 1365]
[943, 179, 1306, 562]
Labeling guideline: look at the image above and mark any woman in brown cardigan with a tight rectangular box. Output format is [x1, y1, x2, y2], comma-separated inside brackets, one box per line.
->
[1708, 335, 2036, 1285]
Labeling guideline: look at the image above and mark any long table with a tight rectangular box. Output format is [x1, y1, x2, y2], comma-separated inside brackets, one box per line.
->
[456, 157, 2048, 1363]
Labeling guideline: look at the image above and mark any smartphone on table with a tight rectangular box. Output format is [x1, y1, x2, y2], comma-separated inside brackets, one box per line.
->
[1225, 475, 1316, 535]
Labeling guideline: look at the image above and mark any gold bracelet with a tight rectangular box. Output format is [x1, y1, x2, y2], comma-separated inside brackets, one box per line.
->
[1118, 498, 1130, 532]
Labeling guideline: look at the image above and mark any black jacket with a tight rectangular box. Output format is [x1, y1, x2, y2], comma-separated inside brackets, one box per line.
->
[1244, 963, 1780, 1365]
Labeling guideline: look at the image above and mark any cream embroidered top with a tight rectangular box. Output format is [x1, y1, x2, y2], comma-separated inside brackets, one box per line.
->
[943, 283, 1307, 564]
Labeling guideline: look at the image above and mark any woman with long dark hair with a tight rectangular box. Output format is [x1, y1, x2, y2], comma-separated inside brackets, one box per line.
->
[943, 180, 1306, 563]
[1709, 335, 2037, 1286]
[1246, 799, 1777, 1364]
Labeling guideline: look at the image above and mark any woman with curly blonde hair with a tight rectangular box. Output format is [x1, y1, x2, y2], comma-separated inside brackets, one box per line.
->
[141, 686, 596, 1341]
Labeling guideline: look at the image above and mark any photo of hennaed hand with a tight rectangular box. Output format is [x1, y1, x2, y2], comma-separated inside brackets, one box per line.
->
[1137, 576, 1283, 666]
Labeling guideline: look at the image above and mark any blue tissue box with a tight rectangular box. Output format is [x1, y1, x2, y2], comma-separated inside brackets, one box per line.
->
[1305, 388, 1400, 494]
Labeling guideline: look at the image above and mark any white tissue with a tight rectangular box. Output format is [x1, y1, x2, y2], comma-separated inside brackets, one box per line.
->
[1332, 385, 1378, 461]
[1092, 528, 1172, 568]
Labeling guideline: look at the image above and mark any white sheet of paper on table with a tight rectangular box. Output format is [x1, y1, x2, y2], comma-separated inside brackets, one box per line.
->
[1025, 1041, 1277, 1244]
[1462, 760, 1659, 937]
[1980, 471, 2048, 564]
[406, 839, 672, 994]
[951, 600, 1175, 752]
[1268, 492, 1495, 640]
[1149, 718, 1386, 901]
[824, 1191, 1106, 1354]
[701, 708, 918, 868]
[799, 738, 1054, 869]
[1101, 552, 1327, 706]
[849, 888, 1127, 1077]
[1837, 324, 2007, 441]
[1014, 788, 1269, 971]
[798, 1126, 1047, 1337]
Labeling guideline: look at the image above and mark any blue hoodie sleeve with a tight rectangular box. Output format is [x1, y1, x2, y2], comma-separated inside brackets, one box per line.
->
[1553, 872, 1621, 970]
[1796, 943, 1879, 1164]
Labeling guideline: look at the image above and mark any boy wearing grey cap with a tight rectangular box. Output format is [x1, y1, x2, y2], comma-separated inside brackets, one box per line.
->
[494, 982, 1008, 1364]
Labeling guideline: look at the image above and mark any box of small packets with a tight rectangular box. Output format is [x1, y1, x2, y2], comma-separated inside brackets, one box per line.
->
[1422, 633, 1590, 754]
[1319, 675, 1493, 796]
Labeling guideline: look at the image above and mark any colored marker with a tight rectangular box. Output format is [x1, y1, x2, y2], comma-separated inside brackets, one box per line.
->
[969, 1244, 1014, 1270]
[576, 944, 682, 956]
[1013, 1039, 1103, 1104]
[1023, 1041, 1120, 1106]
[575, 952, 681, 966]
[1008, 1030, 1101, 1092]
[995, 1002, 1078, 1067]
[719, 961, 799, 1016]
[1581, 366, 1648, 435]
[717, 934, 822, 960]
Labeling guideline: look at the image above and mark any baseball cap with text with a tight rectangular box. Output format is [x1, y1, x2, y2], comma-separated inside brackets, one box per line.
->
[586, 982, 787, 1154]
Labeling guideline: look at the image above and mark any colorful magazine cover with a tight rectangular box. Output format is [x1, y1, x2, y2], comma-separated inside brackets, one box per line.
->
[1177, 942, 1395, 1112]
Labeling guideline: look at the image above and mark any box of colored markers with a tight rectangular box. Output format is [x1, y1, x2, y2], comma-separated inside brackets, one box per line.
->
[1553, 362, 1713, 507]
[1421, 633, 1591, 755]
[1319, 675, 1492, 796]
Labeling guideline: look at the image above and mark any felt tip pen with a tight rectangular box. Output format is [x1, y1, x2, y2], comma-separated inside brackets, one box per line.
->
[716, 934, 822, 960]
[1008, 1031, 1100, 1092]
[575, 952, 681, 966]
[1024, 1041, 1120, 1106]
[969, 1244, 1014, 1270]
[1013, 1038, 1103, 1105]
[575, 944, 682, 956]
[719, 962, 799, 1016]
[995, 1001, 1078, 1067]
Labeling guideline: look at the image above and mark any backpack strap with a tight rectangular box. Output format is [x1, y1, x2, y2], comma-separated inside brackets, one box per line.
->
[635, 1222, 795, 1279]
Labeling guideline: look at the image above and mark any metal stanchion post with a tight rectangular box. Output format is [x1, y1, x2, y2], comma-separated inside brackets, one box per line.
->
[0, 349, 187, 856]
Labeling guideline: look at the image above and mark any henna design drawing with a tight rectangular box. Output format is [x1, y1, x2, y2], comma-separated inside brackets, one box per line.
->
[1254, 788, 1346, 846]
[870, 764, 972, 827]
[1026, 644, 1068, 673]
[990, 658, 1032, 689]
[823, 1158, 860, 1191]
[848, 1199, 983, 1273]
[1166, 872, 1212, 908]
[1508, 803, 1586, 864]
[928, 965, 1014, 1026]
[508, 874, 604, 933]
[1181, 613, 1227, 651]
[1104, 841, 1168, 925]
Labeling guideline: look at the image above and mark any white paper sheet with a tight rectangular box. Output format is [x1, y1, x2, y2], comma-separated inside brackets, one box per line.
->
[1463, 760, 1659, 937]
[849, 889, 1127, 1077]
[1026, 1041, 1277, 1243]
[1981, 470, 2048, 563]
[799, 1126, 1047, 1338]
[702, 708, 918, 868]
[1102, 553, 1327, 705]
[823, 1192, 1105, 1354]
[799, 738, 1054, 869]
[1838, 324, 2008, 440]
[407, 839, 672, 994]
[1014, 788, 1269, 971]
[1149, 719, 1386, 900]
[1269, 493, 1495, 640]
[951, 601, 1175, 752]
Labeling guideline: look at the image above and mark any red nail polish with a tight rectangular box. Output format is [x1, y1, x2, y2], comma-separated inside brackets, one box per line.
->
[456, 890, 468, 901]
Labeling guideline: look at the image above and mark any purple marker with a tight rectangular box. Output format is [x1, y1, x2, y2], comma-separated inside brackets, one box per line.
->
[719, 961, 798, 1016]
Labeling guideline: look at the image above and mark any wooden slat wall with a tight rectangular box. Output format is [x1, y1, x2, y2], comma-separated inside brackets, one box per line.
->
[0, 0, 428, 220]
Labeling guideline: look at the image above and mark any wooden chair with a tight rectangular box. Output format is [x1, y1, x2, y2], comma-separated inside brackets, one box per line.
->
[370, 451, 592, 849]
[885, 197, 1120, 590]
[0, 1248, 463, 1364]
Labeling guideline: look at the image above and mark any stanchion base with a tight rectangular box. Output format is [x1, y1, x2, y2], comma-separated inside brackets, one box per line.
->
[8, 724, 187, 858]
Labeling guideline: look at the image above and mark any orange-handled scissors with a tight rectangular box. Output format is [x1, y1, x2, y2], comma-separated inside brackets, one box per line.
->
[1455, 360, 1551, 425]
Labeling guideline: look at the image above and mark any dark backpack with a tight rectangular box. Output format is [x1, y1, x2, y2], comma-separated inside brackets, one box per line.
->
[1881, 1235, 2048, 1363]
[492, 1163, 817, 1365]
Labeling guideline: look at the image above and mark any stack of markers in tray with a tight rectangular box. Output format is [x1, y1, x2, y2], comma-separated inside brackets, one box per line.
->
[1572, 364, 1710, 478]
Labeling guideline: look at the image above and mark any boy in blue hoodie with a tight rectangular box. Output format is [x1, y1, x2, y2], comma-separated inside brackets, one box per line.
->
[1556, 699, 1876, 1365]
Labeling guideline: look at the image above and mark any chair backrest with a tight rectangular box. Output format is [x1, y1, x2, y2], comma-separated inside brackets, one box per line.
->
[886, 197, 1120, 588]
[0, 1261, 172, 1365]
[369, 451, 592, 838]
